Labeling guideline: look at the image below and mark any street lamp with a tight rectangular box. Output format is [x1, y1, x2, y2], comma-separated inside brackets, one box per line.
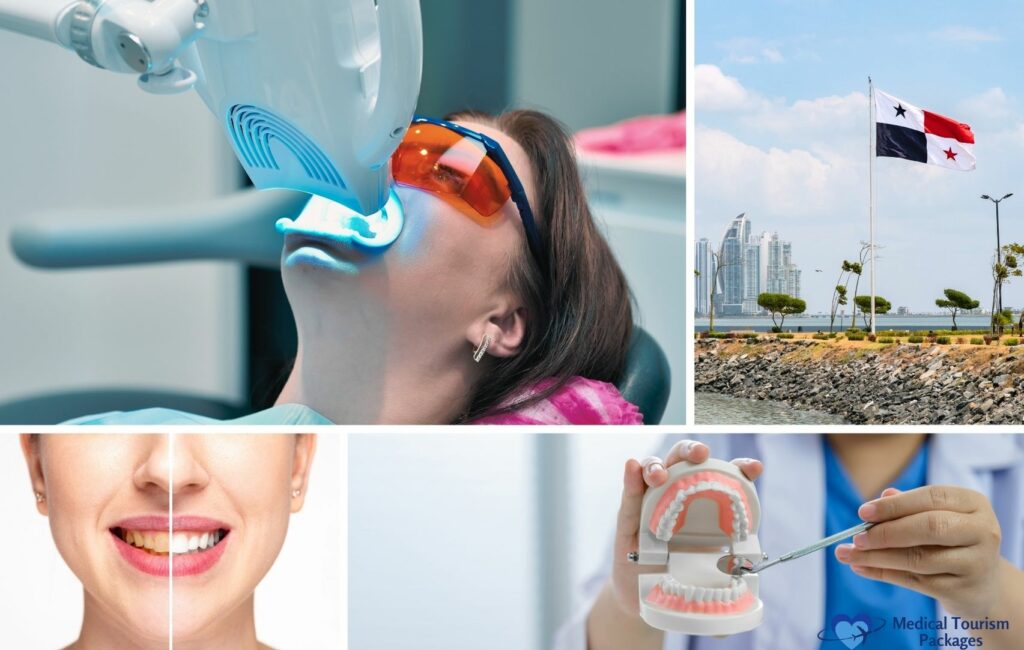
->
[981, 193, 1013, 327]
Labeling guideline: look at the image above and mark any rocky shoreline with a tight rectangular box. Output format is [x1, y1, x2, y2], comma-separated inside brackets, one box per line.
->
[695, 338, 1024, 424]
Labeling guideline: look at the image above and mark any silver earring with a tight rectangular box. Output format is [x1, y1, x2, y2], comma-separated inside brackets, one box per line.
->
[34, 491, 45, 503]
[473, 334, 493, 363]
[291, 488, 301, 498]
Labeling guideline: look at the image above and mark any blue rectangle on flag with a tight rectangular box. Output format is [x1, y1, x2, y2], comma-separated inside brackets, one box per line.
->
[876, 123, 926, 163]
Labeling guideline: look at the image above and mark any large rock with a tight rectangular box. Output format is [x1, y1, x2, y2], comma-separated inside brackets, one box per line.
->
[695, 338, 1024, 424]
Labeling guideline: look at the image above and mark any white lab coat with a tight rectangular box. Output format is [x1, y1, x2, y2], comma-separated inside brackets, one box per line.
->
[553, 434, 1024, 650]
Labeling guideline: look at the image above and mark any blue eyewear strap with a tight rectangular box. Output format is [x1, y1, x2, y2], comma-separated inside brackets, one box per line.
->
[410, 116, 547, 270]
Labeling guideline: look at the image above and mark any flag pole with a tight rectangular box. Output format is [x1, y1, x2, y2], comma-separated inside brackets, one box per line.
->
[869, 76, 877, 335]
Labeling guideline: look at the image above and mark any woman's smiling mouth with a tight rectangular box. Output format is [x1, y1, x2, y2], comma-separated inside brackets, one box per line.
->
[110, 516, 231, 578]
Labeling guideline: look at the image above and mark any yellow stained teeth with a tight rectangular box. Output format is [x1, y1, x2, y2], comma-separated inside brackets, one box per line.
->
[119, 528, 225, 555]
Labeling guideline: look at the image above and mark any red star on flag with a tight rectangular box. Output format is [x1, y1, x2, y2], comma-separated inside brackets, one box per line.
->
[944, 147, 957, 160]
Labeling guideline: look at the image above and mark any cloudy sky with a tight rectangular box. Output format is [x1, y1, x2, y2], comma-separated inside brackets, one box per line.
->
[695, 0, 1024, 314]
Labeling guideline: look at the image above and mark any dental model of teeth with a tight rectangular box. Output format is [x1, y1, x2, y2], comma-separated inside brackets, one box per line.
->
[117, 529, 225, 555]
[649, 471, 753, 542]
[635, 458, 764, 635]
[645, 576, 756, 615]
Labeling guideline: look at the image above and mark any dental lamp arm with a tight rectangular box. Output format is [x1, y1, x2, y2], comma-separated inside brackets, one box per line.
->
[10, 189, 309, 269]
[0, 0, 76, 45]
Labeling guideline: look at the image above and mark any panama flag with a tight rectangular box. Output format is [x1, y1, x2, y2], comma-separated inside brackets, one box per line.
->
[875, 89, 975, 171]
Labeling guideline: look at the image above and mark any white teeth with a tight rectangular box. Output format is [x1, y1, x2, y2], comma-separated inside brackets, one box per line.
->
[171, 533, 189, 554]
[655, 478, 751, 542]
[119, 529, 223, 554]
[658, 576, 749, 603]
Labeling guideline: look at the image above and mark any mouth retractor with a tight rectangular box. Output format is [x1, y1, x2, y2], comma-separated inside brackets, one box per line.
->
[276, 188, 405, 250]
[636, 458, 764, 634]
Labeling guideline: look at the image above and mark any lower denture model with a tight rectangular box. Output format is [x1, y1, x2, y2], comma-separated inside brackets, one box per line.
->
[635, 458, 765, 635]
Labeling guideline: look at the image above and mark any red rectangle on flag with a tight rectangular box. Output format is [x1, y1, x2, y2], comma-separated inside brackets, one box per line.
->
[923, 111, 975, 144]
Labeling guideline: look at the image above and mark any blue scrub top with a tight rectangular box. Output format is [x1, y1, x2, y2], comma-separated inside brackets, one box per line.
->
[821, 437, 935, 650]
[64, 403, 333, 425]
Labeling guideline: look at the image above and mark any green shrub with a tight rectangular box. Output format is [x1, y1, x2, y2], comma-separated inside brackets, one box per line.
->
[828, 332, 838, 338]
[1005, 338, 1020, 347]
[970, 338, 985, 345]
[813, 332, 830, 340]
[847, 327, 861, 334]
[847, 333, 866, 341]
[936, 336, 951, 344]
[908, 336, 924, 344]
[878, 337, 894, 344]
[776, 333, 795, 339]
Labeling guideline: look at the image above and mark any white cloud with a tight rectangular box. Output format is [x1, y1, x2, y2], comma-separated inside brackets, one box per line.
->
[695, 126, 852, 218]
[694, 64, 758, 111]
[742, 92, 868, 137]
[931, 26, 1001, 43]
[957, 87, 1014, 125]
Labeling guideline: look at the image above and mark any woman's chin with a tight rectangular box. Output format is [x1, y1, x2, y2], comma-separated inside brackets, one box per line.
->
[112, 601, 170, 646]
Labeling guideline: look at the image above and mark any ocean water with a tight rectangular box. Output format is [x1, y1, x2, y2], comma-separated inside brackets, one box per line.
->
[696, 314, 993, 333]
[696, 392, 849, 425]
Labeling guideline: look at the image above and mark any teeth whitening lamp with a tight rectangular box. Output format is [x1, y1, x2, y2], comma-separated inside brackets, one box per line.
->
[0, 0, 421, 267]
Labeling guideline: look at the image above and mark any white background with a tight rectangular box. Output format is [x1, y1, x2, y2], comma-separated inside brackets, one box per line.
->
[348, 432, 666, 650]
[0, 433, 344, 649]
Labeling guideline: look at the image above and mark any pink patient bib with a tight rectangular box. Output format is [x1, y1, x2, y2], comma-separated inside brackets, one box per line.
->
[470, 377, 643, 425]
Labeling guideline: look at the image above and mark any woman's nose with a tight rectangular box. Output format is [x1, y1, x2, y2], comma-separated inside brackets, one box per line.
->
[133, 434, 210, 495]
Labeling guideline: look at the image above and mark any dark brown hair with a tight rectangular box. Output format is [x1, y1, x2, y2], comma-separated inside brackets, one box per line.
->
[451, 109, 634, 421]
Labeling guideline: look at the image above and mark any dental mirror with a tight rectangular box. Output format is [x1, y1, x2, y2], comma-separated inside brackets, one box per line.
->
[717, 521, 874, 577]
[716, 554, 764, 576]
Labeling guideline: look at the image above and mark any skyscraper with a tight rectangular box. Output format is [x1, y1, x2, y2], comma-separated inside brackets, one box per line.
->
[719, 214, 750, 315]
[700, 216, 802, 317]
[694, 238, 713, 316]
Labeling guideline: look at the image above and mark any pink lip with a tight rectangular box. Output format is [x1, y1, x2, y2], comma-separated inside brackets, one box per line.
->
[109, 515, 231, 578]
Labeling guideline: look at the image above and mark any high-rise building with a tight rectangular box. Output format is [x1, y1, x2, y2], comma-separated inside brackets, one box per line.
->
[719, 214, 750, 315]
[694, 238, 713, 316]
[700, 215, 802, 317]
[742, 239, 761, 314]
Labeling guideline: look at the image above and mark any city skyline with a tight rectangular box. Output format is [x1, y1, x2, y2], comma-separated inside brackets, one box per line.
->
[695, 214, 802, 316]
[695, 1, 1024, 314]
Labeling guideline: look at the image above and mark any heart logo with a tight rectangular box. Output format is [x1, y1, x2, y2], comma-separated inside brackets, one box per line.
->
[832, 614, 872, 649]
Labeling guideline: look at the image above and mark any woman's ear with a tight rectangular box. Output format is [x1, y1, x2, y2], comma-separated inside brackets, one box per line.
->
[289, 434, 317, 513]
[20, 434, 48, 516]
[467, 298, 527, 359]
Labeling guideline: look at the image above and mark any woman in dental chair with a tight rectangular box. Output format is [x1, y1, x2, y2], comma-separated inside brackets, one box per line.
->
[69, 110, 640, 425]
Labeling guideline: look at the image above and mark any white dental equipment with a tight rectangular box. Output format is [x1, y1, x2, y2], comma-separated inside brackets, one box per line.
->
[1, 0, 422, 267]
[631, 459, 765, 636]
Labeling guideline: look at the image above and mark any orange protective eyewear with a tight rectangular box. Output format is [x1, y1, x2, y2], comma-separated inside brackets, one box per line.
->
[391, 117, 545, 267]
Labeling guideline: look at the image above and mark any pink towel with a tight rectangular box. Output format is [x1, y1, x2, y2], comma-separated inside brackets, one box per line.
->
[471, 377, 643, 425]
[575, 111, 685, 155]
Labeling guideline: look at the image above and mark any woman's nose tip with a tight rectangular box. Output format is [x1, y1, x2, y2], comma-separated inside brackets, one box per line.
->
[133, 435, 210, 494]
